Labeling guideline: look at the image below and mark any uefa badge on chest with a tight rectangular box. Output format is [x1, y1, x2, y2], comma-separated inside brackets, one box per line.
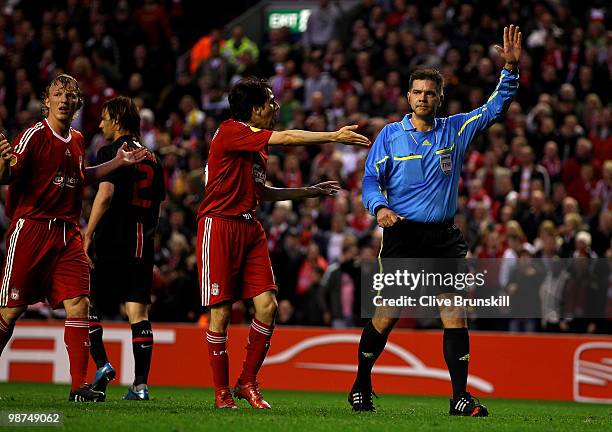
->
[440, 154, 452, 175]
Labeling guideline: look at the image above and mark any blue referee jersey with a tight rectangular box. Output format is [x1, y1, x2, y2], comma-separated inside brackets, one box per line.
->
[362, 69, 519, 223]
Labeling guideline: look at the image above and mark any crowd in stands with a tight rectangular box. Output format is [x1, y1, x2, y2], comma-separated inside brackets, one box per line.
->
[0, 0, 610, 333]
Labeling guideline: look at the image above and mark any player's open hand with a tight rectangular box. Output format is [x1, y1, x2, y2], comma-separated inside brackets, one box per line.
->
[494, 24, 522, 65]
[117, 143, 149, 165]
[334, 125, 371, 147]
[377, 207, 401, 228]
[0, 133, 13, 164]
[309, 181, 341, 197]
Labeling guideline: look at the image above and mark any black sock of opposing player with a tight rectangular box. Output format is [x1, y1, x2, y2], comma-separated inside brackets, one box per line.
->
[132, 320, 153, 386]
[88, 317, 109, 369]
[443, 328, 470, 399]
[355, 321, 388, 390]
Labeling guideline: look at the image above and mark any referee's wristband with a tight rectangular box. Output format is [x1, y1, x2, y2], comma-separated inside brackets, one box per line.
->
[504, 62, 518, 73]
[374, 205, 387, 216]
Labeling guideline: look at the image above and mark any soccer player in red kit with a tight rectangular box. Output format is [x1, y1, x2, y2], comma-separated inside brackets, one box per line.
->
[199, 77, 370, 409]
[0, 74, 146, 402]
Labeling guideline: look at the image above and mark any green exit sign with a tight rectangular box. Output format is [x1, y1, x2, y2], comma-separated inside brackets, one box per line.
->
[267, 9, 312, 33]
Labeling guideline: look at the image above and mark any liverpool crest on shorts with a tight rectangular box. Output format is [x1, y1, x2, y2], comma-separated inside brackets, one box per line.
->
[10, 287, 19, 301]
[211, 283, 219, 296]
[440, 154, 452, 175]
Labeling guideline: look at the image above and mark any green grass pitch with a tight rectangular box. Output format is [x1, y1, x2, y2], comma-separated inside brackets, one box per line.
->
[0, 382, 610, 431]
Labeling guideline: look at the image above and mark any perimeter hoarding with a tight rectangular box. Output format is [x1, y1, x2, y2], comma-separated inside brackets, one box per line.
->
[0, 322, 610, 404]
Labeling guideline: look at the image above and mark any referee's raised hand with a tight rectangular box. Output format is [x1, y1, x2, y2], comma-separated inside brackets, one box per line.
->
[376, 207, 401, 228]
[494, 24, 522, 69]
[333, 125, 371, 147]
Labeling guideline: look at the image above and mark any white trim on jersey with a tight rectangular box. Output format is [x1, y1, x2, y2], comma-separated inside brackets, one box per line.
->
[1, 219, 25, 306]
[15, 123, 44, 154]
[44, 119, 72, 143]
[201, 217, 212, 306]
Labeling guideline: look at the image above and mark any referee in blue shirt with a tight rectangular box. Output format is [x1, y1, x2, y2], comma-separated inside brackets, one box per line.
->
[349, 25, 522, 415]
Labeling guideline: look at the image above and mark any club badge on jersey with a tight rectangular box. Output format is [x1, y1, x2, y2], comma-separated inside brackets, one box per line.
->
[440, 154, 452, 175]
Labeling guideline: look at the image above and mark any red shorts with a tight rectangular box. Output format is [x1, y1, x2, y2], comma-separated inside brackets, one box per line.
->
[0, 218, 89, 309]
[197, 215, 276, 307]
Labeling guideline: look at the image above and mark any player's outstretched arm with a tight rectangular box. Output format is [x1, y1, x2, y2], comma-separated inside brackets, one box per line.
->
[268, 125, 370, 147]
[0, 133, 14, 184]
[83, 144, 148, 186]
[260, 181, 340, 201]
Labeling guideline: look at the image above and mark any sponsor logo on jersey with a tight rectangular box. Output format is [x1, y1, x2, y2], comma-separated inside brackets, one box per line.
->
[65, 175, 79, 188]
[253, 163, 266, 185]
[52, 171, 64, 186]
[52, 171, 80, 188]
[65, 148, 72, 157]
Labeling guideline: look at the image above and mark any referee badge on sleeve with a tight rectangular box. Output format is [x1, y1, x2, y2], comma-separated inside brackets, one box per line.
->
[440, 154, 452, 175]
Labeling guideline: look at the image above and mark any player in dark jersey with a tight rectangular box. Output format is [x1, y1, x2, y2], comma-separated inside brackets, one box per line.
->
[200, 77, 370, 409]
[0, 75, 147, 402]
[83, 96, 165, 401]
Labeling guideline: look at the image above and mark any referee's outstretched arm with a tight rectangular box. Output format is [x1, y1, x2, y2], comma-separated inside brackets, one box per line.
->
[448, 25, 522, 147]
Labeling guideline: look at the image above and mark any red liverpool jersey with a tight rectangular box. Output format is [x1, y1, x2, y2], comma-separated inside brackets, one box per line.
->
[6, 119, 86, 225]
[198, 119, 273, 219]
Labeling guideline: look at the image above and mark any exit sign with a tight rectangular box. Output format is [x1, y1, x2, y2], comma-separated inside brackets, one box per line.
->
[267, 9, 312, 33]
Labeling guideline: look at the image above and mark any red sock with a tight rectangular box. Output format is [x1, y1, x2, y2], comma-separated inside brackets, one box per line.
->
[238, 319, 273, 385]
[206, 330, 229, 391]
[64, 318, 89, 391]
[0, 315, 15, 355]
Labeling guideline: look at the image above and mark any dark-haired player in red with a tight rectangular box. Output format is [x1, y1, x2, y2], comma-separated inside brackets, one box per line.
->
[0, 74, 146, 402]
[199, 77, 370, 409]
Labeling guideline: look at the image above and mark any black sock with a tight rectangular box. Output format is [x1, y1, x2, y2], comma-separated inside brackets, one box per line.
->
[132, 320, 153, 386]
[443, 328, 470, 399]
[88, 315, 109, 369]
[355, 321, 388, 390]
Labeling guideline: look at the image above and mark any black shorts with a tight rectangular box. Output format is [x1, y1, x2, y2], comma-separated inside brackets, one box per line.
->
[90, 257, 153, 316]
[380, 219, 468, 294]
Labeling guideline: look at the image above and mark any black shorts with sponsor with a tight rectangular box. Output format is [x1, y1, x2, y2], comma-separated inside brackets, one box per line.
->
[380, 219, 468, 294]
[90, 254, 153, 317]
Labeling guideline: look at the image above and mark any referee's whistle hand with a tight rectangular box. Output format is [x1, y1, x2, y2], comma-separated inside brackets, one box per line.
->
[334, 125, 371, 147]
[377, 207, 400, 228]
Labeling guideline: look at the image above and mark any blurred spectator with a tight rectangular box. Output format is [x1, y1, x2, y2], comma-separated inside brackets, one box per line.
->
[506, 247, 545, 332]
[302, 0, 343, 50]
[511, 145, 550, 200]
[222, 26, 259, 73]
